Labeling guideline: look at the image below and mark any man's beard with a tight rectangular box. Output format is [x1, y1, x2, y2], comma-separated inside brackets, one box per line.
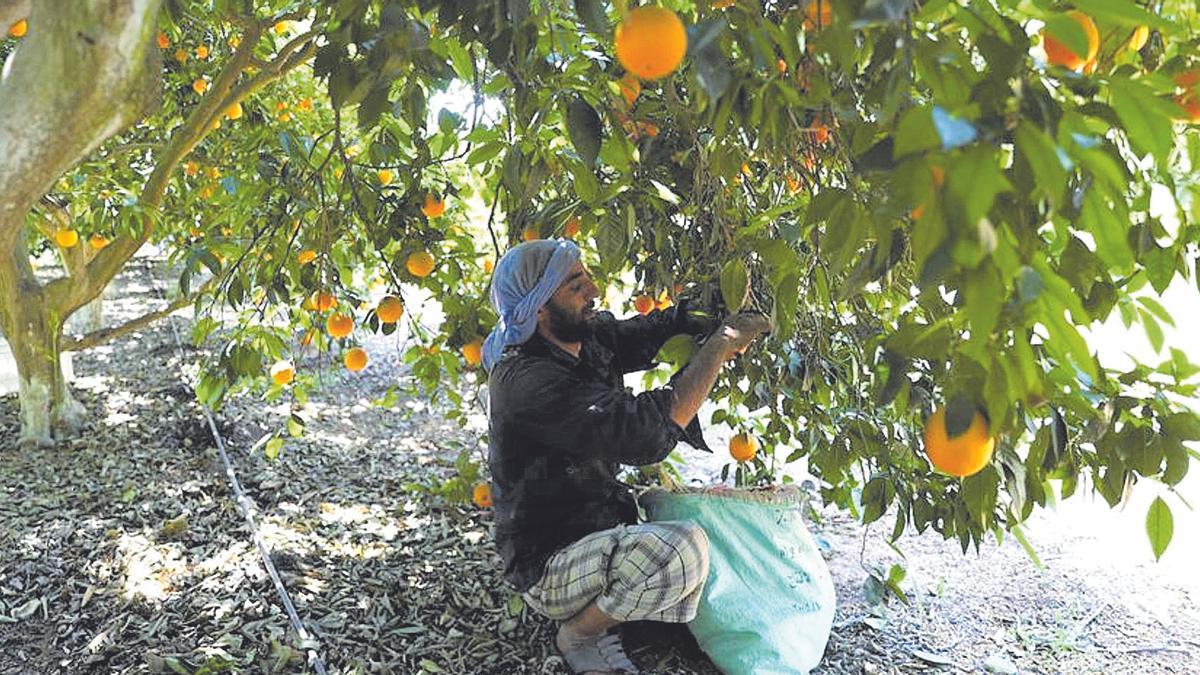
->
[544, 300, 594, 342]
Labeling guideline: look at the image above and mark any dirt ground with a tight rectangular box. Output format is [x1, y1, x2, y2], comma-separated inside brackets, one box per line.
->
[1, 256, 1198, 674]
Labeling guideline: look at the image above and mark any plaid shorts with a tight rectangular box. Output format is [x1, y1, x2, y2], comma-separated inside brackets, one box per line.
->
[522, 521, 710, 624]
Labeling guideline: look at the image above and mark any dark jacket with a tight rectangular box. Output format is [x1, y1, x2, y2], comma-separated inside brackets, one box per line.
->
[487, 307, 714, 591]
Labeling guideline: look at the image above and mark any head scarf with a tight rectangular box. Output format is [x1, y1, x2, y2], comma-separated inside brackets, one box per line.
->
[483, 238, 581, 372]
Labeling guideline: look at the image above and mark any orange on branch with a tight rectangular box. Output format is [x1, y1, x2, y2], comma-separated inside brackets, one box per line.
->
[308, 291, 337, 312]
[633, 295, 655, 316]
[377, 295, 404, 324]
[406, 250, 436, 278]
[270, 361, 294, 386]
[729, 432, 759, 462]
[88, 234, 110, 250]
[472, 482, 493, 508]
[297, 249, 317, 265]
[54, 229, 79, 248]
[618, 74, 641, 107]
[195, 44, 209, 59]
[343, 348, 369, 372]
[377, 169, 393, 185]
[192, 78, 208, 94]
[421, 193, 446, 218]
[9, 19, 28, 38]
[712, 0, 736, 8]
[614, 7, 687, 81]
[1176, 95, 1200, 124]
[155, 30, 168, 48]
[225, 101, 243, 120]
[461, 339, 483, 367]
[1042, 11, 1099, 72]
[922, 406, 996, 477]
[298, 97, 313, 110]
[563, 217, 581, 238]
[184, 161, 199, 177]
[174, 48, 188, 63]
[483, 258, 495, 274]
[803, 1, 832, 29]
[326, 313, 354, 339]
[522, 227, 540, 242]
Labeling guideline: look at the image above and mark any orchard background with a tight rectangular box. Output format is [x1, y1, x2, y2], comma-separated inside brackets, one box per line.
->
[2, 0, 1200, 672]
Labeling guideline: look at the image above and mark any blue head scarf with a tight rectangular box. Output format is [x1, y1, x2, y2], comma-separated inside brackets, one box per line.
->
[483, 238, 582, 372]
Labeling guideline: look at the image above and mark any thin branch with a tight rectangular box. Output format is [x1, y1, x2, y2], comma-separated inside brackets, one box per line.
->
[62, 276, 217, 352]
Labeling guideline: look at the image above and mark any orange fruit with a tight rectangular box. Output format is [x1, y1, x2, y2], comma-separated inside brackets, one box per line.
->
[326, 313, 354, 339]
[377, 295, 404, 324]
[185, 161, 199, 177]
[377, 169, 394, 185]
[813, 121, 830, 144]
[273, 21, 290, 35]
[522, 227, 540, 242]
[225, 102, 243, 120]
[776, 58, 788, 74]
[803, 1, 832, 29]
[564, 217, 581, 238]
[1042, 11, 1099, 72]
[713, 0, 736, 8]
[633, 295, 655, 316]
[192, 78, 208, 95]
[198, 184, 216, 200]
[308, 291, 337, 312]
[298, 97, 313, 110]
[1176, 94, 1200, 124]
[472, 482, 493, 508]
[343, 347, 369, 372]
[483, 258, 495, 274]
[910, 203, 926, 220]
[7, 19, 26, 38]
[1125, 25, 1149, 53]
[174, 48, 188, 63]
[785, 172, 801, 194]
[422, 193, 446, 218]
[461, 339, 483, 367]
[618, 74, 641, 107]
[55, 229, 79, 248]
[922, 406, 996, 477]
[406, 250, 436, 277]
[1176, 70, 1200, 89]
[195, 44, 209, 59]
[155, 30, 168, 48]
[297, 249, 317, 265]
[277, 112, 292, 122]
[206, 166, 221, 179]
[270, 361, 294, 386]
[614, 7, 687, 81]
[88, 234, 110, 250]
[729, 432, 758, 462]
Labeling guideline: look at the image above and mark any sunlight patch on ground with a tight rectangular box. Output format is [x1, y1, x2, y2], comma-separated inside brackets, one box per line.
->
[117, 533, 188, 603]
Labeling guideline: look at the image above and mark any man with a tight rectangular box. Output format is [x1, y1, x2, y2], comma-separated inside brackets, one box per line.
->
[484, 239, 770, 674]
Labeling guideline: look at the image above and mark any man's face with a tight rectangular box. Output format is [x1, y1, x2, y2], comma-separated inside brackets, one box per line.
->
[541, 261, 600, 342]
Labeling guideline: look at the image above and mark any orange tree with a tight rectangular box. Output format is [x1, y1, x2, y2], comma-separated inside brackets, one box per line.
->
[5, 1, 1200, 560]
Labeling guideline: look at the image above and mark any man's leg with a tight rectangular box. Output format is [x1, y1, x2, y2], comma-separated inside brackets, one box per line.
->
[524, 521, 711, 674]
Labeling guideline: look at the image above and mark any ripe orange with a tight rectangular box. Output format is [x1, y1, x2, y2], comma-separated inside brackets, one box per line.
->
[776, 58, 788, 75]
[298, 97, 313, 111]
[377, 295, 404, 324]
[922, 406, 996, 477]
[633, 295, 655, 315]
[461, 339, 483, 367]
[1042, 11, 1099, 72]
[614, 7, 687, 81]
[344, 347, 369, 372]
[422, 193, 446, 218]
[225, 102, 243, 120]
[803, 1, 832, 29]
[655, 293, 672, 311]
[270, 361, 294, 386]
[192, 78, 208, 95]
[1176, 95, 1200, 124]
[297, 249, 317, 265]
[483, 258, 495, 274]
[88, 234, 110, 250]
[55, 229, 79, 248]
[308, 291, 337, 312]
[206, 166, 221, 179]
[174, 48, 188, 63]
[195, 44, 209, 59]
[813, 121, 831, 144]
[563, 216, 581, 238]
[377, 169, 393, 185]
[713, 0, 736, 9]
[522, 227, 540, 242]
[1176, 70, 1200, 89]
[273, 21, 290, 35]
[326, 313, 354, 338]
[7, 19, 26, 38]
[198, 184, 216, 200]
[155, 30, 168, 48]
[406, 250, 436, 278]
[729, 432, 758, 462]
[472, 482, 493, 508]
[1125, 25, 1149, 53]
[618, 74, 641, 107]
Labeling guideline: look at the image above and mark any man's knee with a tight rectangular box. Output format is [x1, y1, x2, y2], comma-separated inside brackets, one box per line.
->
[658, 521, 710, 585]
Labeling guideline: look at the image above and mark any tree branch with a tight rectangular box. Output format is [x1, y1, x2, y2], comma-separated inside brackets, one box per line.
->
[61, 276, 216, 352]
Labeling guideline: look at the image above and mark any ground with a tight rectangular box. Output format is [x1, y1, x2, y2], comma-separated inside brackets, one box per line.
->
[1, 257, 1198, 674]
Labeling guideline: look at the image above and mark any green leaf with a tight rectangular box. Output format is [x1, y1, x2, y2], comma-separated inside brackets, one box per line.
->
[1137, 308, 1164, 354]
[656, 334, 699, 372]
[1080, 187, 1134, 273]
[1145, 496, 1173, 561]
[264, 436, 284, 461]
[1010, 523, 1044, 568]
[569, 161, 599, 204]
[445, 40, 473, 80]
[893, 106, 940, 159]
[1070, 0, 1178, 32]
[962, 465, 1000, 527]
[771, 271, 801, 339]
[357, 85, 390, 129]
[963, 264, 1003, 343]
[1109, 78, 1176, 165]
[574, 0, 609, 37]
[1137, 295, 1174, 327]
[566, 97, 603, 168]
[1042, 14, 1090, 66]
[467, 141, 505, 166]
[692, 32, 732, 99]
[947, 145, 1011, 227]
[1015, 123, 1068, 208]
[1039, 299, 1099, 381]
[861, 476, 895, 525]
[720, 259, 749, 311]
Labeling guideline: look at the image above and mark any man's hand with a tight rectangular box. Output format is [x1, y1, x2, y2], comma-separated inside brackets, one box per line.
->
[715, 311, 771, 359]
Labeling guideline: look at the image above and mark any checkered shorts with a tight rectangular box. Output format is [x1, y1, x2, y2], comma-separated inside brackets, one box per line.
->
[522, 521, 710, 624]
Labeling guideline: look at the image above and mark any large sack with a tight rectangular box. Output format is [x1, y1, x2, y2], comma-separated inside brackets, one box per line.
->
[640, 486, 836, 675]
